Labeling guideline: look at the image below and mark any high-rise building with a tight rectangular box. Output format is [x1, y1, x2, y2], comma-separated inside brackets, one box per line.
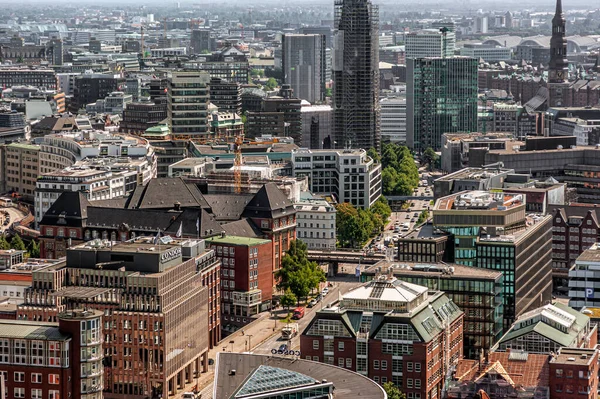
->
[407, 57, 478, 152]
[282, 34, 326, 104]
[168, 71, 211, 141]
[190, 29, 213, 54]
[380, 97, 407, 143]
[246, 85, 302, 142]
[405, 29, 455, 59]
[332, 0, 380, 150]
[209, 77, 242, 114]
[548, 0, 569, 107]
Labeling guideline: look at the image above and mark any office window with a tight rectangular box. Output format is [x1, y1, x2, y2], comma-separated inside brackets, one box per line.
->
[338, 358, 344, 367]
[338, 341, 344, 351]
[32, 389, 42, 399]
[313, 340, 319, 350]
[407, 378, 413, 388]
[14, 371, 25, 382]
[32, 373, 42, 383]
[381, 360, 387, 370]
[415, 379, 421, 389]
[415, 362, 421, 372]
[49, 391, 60, 399]
[14, 388, 25, 399]
[49, 374, 60, 384]
[346, 358, 352, 368]
[373, 360, 380, 370]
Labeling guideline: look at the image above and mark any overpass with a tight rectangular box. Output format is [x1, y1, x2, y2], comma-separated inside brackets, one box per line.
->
[307, 249, 386, 265]
[386, 195, 434, 201]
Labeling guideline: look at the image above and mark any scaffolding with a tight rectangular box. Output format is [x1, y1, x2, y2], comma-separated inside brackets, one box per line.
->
[333, 0, 381, 151]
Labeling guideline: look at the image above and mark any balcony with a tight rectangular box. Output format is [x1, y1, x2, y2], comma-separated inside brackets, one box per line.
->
[232, 290, 262, 307]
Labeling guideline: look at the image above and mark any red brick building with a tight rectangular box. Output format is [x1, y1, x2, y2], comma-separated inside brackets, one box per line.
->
[17, 238, 216, 399]
[0, 309, 103, 399]
[549, 347, 599, 399]
[300, 273, 463, 399]
[207, 234, 273, 334]
[241, 183, 296, 288]
[550, 207, 600, 290]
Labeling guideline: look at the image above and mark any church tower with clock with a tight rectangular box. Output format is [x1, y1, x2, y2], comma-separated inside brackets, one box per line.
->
[548, 0, 569, 106]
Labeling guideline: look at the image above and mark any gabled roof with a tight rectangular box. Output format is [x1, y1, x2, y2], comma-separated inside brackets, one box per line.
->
[39, 191, 90, 227]
[86, 207, 179, 232]
[204, 194, 253, 222]
[221, 218, 263, 238]
[242, 183, 294, 219]
[164, 208, 224, 238]
[125, 178, 209, 210]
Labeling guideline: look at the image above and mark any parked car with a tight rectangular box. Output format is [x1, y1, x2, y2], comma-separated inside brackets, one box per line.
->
[308, 299, 317, 308]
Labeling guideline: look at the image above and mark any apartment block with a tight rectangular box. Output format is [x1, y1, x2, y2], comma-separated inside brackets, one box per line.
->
[292, 148, 382, 209]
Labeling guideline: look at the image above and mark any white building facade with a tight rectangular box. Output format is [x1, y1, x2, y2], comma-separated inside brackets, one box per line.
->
[291, 148, 382, 209]
[380, 97, 407, 143]
[294, 197, 336, 250]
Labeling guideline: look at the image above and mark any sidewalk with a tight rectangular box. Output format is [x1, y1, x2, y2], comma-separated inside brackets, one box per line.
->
[180, 309, 289, 398]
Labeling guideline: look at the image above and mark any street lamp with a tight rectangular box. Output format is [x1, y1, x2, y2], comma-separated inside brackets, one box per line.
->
[247, 334, 253, 352]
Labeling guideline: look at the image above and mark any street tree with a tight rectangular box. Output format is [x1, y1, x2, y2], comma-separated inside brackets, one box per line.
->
[275, 240, 325, 303]
[280, 288, 297, 310]
[10, 234, 26, 251]
[382, 382, 406, 399]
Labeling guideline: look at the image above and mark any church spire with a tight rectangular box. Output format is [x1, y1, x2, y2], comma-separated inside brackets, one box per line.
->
[549, 0, 568, 84]
[554, 0, 562, 17]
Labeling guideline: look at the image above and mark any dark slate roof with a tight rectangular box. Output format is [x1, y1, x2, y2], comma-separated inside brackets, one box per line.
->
[86, 207, 180, 232]
[221, 218, 263, 238]
[204, 194, 253, 222]
[125, 178, 210, 210]
[39, 191, 90, 228]
[242, 183, 295, 219]
[89, 197, 128, 208]
[164, 208, 224, 238]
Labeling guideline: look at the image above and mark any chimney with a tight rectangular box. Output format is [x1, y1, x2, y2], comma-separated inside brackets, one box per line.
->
[174, 201, 181, 211]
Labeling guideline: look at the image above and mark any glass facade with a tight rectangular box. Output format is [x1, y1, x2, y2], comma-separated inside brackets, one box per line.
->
[407, 57, 478, 151]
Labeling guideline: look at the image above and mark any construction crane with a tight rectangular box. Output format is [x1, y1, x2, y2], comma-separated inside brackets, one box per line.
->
[239, 23, 244, 41]
[162, 17, 169, 39]
[140, 25, 145, 58]
[234, 133, 245, 194]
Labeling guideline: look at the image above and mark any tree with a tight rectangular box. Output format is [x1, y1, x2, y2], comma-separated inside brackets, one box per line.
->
[416, 210, 429, 225]
[371, 196, 392, 222]
[275, 240, 325, 303]
[27, 240, 40, 258]
[367, 147, 381, 164]
[10, 234, 26, 251]
[250, 68, 263, 77]
[0, 236, 9, 250]
[325, 88, 332, 97]
[383, 382, 406, 399]
[280, 288, 297, 310]
[265, 77, 278, 90]
[422, 147, 438, 170]
[382, 167, 399, 195]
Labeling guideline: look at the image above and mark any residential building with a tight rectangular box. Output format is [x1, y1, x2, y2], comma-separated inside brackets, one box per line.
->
[553, 208, 600, 294]
[433, 191, 553, 328]
[300, 273, 464, 397]
[120, 98, 168, 134]
[17, 237, 217, 399]
[300, 103, 333, 149]
[448, 351, 551, 399]
[459, 44, 511, 61]
[407, 57, 478, 152]
[282, 34, 326, 104]
[188, 47, 249, 84]
[569, 243, 600, 309]
[167, 71, 211, 141]
[493, 303, 597, 354]
[209, 77, 242, 114]
[0, 67, 57, 90]
[214, 352, 386, 399]
[362, 261, 503, 359]
[246, 85, 302, 143]
[405, 29, 455, 59]
[332, 0, 381, 151]
[210, 111, 244, 140]
[291, 148, 382, 208]
[2, 142, 40, 201]
[380, 97, 407, 143]
[549, 347, 599, 399]
[72, 73, 120, 112]
[0, 309, 103, 399]
[294, 196, 336, 250]
[206, 235, 272, 333]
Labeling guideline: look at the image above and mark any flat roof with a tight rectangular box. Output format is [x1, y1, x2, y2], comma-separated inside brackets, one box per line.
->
[365, 260, 502, 280]
[435, 190, 524, 211]
[206, 235, 270, 247]
[575, 243, 600, 263]
[0, 320, 70, 341]
[436, 167, 513, 182]
[551, 348, 597, 366]
[7, 142, 39, 151]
